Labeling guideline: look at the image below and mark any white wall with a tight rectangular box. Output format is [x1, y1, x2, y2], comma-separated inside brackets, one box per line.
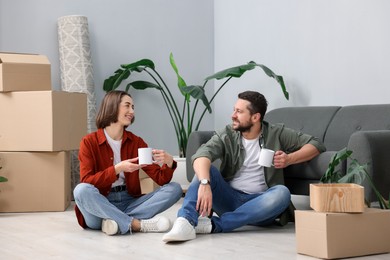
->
[0, 0, 214, 156]
[214, 0, 390, 129]
[1, 0, 389, 155]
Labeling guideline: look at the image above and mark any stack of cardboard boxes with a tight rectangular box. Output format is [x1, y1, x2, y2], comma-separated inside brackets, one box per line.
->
[0, 53, 87, 213]
[295, 183, 390, 259]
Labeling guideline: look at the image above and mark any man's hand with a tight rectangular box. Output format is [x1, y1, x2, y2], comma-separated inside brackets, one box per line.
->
[196, 184, 213, 217]
[273, 144, 320, 169]
[273, 150, 290, 168]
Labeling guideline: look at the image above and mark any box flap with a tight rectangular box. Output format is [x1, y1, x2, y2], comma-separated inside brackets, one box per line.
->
[0, 52, 50, 65]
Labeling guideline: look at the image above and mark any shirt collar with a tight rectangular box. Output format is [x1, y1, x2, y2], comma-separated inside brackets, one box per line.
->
[97, 128, 134, 145]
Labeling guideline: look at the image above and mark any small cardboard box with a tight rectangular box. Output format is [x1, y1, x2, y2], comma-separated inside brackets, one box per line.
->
[295, 209, 390, 259]
[139, 169, 159, 194]
[0, 151, 71, 212]
[310, 183, 365, 213]
[0, 52, 51, 92]
[0, 91, 87, 151]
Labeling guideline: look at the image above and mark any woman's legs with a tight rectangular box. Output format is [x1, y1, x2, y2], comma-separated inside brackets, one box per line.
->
[73, 182, 182, 235]
[73, 183, 132, 234]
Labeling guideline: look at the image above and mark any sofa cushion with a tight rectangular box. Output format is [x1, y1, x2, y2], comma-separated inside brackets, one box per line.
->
[265, 106, 340, 143]
[324, 104, 390, 151]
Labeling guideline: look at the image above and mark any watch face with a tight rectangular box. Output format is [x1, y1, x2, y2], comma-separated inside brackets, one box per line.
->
[201, 179, 209, 185]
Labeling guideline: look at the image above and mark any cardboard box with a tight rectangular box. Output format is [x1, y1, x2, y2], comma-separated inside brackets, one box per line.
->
[139, 169, 159, 194]
[0, 53, 51, 92]
[0, 91, 87, 151]
[310, 183, 365, 213]
[295, 209, 390, 259]
[0, 151, 71, 212]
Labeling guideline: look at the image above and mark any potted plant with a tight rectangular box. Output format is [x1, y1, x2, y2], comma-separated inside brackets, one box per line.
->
[103, 53, 289, 157]
[320, 148, 389, 209]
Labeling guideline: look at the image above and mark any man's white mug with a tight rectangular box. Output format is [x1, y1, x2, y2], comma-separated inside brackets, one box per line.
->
[258, 148, 275, 167]
[138, 148, 153, 165]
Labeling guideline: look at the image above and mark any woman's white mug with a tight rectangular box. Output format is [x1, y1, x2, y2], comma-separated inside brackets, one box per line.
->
[258, 148, 275, 167]
[138, 148, 153, 165]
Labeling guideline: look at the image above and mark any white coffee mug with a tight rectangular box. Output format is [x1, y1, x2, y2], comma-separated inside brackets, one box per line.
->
[138, 147, 153, 165]
[258, 148, 275, 167]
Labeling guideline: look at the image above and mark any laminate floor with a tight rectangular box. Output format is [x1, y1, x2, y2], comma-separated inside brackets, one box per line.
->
[0, 197, 389, 260]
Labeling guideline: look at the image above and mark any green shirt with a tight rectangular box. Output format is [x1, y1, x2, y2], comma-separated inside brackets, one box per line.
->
[191, 121, 326, 188]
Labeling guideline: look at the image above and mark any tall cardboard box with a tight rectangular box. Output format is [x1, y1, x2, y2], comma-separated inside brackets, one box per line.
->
[0, 91, 87, 151]
[0, 53, 51, 92]
[0, 151, 71, 212]
[295, 209, 390, 259]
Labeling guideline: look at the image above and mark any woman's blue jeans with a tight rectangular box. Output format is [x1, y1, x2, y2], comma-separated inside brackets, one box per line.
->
[74, 182, 182, 234]
[178, 166, 291, 233]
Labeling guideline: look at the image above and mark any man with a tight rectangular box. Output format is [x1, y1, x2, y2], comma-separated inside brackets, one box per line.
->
[162, 90, 326, 242]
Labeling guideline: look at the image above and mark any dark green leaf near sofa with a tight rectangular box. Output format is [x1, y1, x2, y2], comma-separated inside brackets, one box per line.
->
[186, 104, 390, 202]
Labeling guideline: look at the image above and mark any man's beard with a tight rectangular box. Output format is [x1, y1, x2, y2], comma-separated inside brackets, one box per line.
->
[232, 119, 253, 133]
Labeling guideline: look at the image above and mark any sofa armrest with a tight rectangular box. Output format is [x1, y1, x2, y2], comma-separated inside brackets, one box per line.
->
[186, 131, 214, 182]
[347, 130, 390, 202]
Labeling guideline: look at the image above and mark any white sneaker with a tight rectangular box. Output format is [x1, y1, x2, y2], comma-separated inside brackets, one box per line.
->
[102, 219, 119, 235]
[195, 217, 212, 234]
[140, 216, 171, 233]
[162, 217, 196, 242]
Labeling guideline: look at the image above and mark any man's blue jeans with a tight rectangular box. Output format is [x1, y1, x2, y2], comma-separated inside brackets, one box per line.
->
[178, 166, 291, 233]
[74, 182, 182, 234]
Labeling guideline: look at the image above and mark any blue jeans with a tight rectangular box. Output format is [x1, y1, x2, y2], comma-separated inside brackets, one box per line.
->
[178, 166, 291, 233]
[74, 182, 182, 234]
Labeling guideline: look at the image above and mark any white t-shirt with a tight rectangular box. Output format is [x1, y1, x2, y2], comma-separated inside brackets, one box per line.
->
[229, 136, 268, 194]
[104, 129, 125, 187]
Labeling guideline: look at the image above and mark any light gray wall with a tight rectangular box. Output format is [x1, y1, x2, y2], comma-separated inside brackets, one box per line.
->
[2, 0, 389, 155]
[0, 0, 214, 156]
[214, 0, 390, 129]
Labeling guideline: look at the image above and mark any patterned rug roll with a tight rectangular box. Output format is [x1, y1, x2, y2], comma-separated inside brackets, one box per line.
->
[57, 15, 97, 193]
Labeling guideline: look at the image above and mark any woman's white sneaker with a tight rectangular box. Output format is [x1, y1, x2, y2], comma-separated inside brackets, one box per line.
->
[101, 219, 119, 235]
[140, 216, 171, 233]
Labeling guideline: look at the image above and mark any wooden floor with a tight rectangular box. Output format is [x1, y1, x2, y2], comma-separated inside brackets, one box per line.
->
[0, 197, 389, 260]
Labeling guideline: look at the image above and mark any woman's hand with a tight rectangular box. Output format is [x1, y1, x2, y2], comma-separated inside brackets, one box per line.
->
[152, 149, 174, 168]
[115, 157, 144, 173]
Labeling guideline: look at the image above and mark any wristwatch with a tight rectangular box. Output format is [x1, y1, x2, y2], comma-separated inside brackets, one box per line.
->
[199, 179, 210, 185]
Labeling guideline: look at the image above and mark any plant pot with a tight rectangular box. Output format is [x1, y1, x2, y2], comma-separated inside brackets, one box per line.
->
[172, 157, 190, 192]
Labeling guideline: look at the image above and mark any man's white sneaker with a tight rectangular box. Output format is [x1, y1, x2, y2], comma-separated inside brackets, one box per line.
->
[102, 219, 119, 235]
[140, 216, 170, 233]
[195, 217, 212, 234]
[162, 217, 196, 242]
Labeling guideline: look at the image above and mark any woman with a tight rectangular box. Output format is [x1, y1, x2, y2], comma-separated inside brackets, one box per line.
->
[73, 90, 182, 235]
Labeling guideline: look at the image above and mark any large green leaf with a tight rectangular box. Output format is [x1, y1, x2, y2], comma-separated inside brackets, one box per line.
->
[338, 160, 367, 184]
[103, 69, 131, 91]
[205, 63, 256, 80]
[253, 63, 289, 100]
[320, 148, 353, 183]
[205, 61, 289, 100]
[127, 80, 162, 91]
[169, 53, 189, 100]
[182, 85, 212, 113]
[121, 59, 155, 70]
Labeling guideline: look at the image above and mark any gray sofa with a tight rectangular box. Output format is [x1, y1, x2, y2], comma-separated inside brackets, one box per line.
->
[186, 104, 390, 202]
